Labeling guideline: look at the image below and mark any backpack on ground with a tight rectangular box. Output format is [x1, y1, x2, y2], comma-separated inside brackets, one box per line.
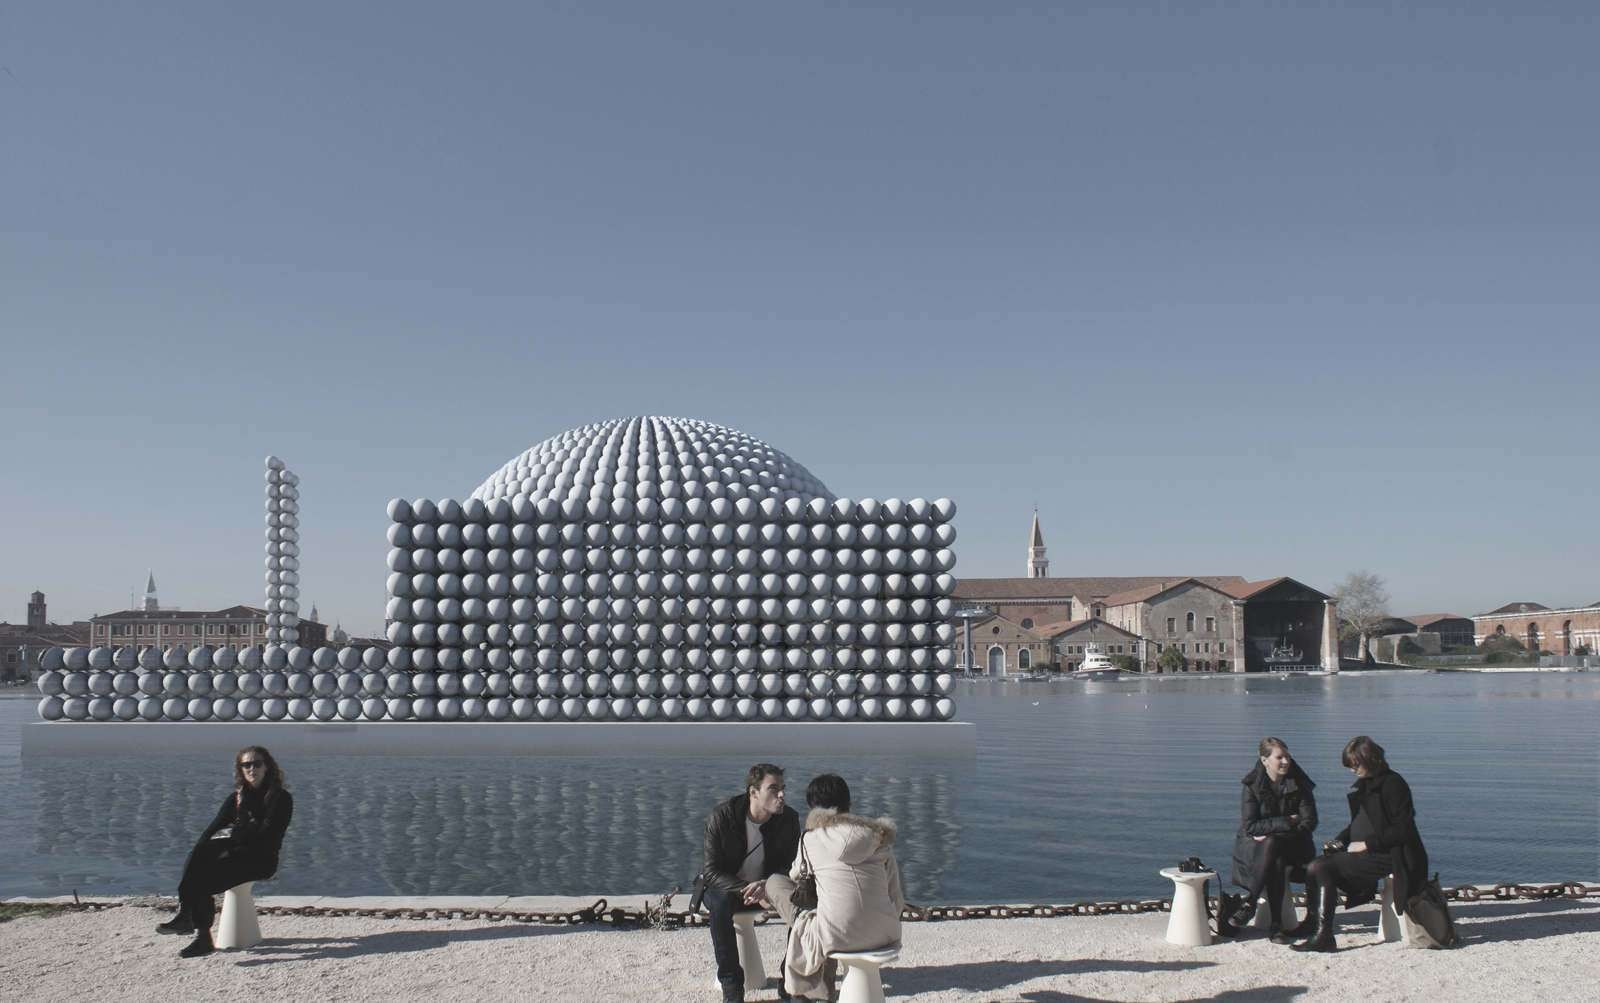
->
[1404, 873, 1459, 948]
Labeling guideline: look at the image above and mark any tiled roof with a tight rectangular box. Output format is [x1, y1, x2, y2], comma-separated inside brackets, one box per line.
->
[1044, 618, 1142, 641]
[91, 605, 276, 621]
[1481, 602, 1550, 616]
[1100, 578, 1243, 607]
[1402, 613, 1469, 628]
[953, 576, 1247, 602]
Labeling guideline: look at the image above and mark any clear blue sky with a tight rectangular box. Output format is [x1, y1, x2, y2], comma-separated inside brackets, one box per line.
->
[4, 2, 1596, 636]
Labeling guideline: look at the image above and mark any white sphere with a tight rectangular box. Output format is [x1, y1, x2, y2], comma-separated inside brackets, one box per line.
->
[784, 697, 808, 719]
[38, 696, 64, 720]
[238, 697, 263, 720]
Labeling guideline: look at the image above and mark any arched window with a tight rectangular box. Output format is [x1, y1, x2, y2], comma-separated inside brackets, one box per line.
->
[986, 645, 1005, 676]
[1021, 618, 1033, 629]
[1018, 648, 1032, 670]
[1186, 611, 1196, 632]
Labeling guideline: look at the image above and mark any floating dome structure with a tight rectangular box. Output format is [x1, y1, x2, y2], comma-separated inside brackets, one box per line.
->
[471, 417, 833, 506]
[32, 417, 968, 746]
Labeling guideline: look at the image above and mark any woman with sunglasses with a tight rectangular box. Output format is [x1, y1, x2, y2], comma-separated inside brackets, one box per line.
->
[156, 746, 293, 957]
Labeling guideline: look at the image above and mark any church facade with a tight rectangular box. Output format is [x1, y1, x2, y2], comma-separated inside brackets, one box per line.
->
[950, 515, 1340, 675]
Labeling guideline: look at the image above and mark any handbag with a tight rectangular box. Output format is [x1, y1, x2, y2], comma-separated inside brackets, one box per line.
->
[790, 833, 818, 911]
[1404, 873, 1460, 949]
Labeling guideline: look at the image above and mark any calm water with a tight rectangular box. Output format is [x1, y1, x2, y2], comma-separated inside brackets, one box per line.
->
[1, 672, 1595, 903]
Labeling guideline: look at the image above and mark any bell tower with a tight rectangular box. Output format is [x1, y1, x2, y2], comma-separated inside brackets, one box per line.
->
[1028, 511, 1049, 578]
[27, 591, 46, 629]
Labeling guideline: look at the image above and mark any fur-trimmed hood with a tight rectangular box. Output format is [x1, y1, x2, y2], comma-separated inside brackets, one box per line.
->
[802, 807, 897, 848]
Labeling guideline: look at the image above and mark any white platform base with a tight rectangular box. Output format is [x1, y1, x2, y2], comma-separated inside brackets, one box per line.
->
[22, 721, 977, 758]
[215, 882, 261, 950]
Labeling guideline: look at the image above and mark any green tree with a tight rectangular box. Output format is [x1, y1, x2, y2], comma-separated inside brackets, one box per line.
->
[1157, 646, 1188, 673]
[1110, 654, 1141, 673]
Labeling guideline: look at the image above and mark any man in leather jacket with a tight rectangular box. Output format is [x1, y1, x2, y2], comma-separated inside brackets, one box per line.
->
[698, 763, 801, 1002]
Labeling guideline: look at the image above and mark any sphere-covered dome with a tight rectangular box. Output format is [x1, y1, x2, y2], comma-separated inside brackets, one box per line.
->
[470, 416, 833, 505]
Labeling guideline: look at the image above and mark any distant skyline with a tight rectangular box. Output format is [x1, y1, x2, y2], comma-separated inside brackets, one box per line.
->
[4, 3, 1597, 634]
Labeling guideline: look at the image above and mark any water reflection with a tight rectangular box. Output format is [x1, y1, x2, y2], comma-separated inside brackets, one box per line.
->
[26, 754, 966, 901]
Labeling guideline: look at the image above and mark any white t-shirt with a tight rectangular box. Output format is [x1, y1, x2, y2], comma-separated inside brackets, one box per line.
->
[736, 817, 765, 884]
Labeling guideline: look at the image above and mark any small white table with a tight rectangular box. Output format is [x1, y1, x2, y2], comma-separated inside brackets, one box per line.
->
[1159, 867, 1215, 947]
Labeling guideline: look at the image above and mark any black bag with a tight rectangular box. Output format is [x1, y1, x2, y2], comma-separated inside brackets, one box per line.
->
[1404, 873, 1459, 949]
[791, 833, 818, 911]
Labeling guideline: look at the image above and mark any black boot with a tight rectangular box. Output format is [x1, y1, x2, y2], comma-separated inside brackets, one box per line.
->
[1282, 879, 1320, 942]
[156, 908, 194, 936]
[1291, 920, 1337, 952]
[1291, 878, 1338, 952]
[179, 932, 215, 959]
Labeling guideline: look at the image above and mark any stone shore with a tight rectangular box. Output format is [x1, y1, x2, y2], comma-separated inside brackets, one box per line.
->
[2, 893, 1596, 1001]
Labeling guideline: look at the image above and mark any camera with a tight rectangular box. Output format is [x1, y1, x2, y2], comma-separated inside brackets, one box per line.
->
[1178, 856, 1207, 873]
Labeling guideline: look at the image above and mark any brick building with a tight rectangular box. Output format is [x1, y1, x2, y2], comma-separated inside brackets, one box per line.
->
[950, 515, 1339, 675]
[1472, 601, 1600, 655]
[86, 574, 328, 653]
[1, 591, 90, 682]
[89, 604, 327, 652]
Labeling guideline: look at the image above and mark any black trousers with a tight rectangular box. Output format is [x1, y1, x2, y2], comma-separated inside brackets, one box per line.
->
[703, 885, 762, 997]
[1306, 850, 1393, 920]
[1246, 834, 1317, 923]
[177, 839, 274, 936]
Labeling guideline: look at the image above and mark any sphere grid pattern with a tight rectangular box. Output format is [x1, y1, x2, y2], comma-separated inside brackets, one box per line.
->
[469, 416, 833, 506]
[34, 419, 961, 724]
[263, 456, 303, 647]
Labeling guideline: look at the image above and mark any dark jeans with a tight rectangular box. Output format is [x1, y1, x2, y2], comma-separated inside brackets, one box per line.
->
[177, 839, 273, 937]
[703, 885, 762, 998]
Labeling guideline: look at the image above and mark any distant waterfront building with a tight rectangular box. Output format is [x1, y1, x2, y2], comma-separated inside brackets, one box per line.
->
[1, 592, 90, 682]
[950, 514, 1339, 675]
[1374, 613, 1476, 654]
[89, 603, 328, 652]
[1472, 601, 1600, 655]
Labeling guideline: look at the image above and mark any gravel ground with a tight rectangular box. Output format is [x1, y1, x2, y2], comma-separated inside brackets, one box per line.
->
[2, 896, 1595, 1001]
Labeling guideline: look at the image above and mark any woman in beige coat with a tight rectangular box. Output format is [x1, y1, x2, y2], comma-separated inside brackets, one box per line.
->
[775, 774, 904, 1002]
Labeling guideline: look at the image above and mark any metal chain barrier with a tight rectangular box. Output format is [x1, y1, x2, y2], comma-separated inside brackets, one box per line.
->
[21, 881, 1597, 929]
[242, 881, 1599, 929]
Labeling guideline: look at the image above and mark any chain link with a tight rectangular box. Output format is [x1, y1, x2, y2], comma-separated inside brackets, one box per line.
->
[23, 881, 1595, 928]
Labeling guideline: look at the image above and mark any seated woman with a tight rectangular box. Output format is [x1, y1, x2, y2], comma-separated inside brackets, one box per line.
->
[156, 746, 294, 957]
[1230, 736, 1319, 942]
[1293, 735, 1428, 953]
[766, 774, 904, 1002]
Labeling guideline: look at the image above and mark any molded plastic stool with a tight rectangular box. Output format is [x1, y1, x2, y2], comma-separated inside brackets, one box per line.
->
[215, 882, 261, 950]
[829, 945, 900, 1003]
[1159, 867, 1214, 946]
[1379, 875, 1407, 943]
[1253, 882, 1299, 930]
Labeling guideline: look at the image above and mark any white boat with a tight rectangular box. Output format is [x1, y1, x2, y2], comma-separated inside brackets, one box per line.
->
[1068, 643, 1122, 680]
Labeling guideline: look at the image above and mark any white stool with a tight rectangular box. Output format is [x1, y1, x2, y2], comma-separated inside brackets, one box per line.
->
[1253, 882, 1299, 930]
[1159, 867, 1214, 947]
[1378, 875, 1407, 943]
[829, 945, 900, 1003]
[215, 882, 261, 950]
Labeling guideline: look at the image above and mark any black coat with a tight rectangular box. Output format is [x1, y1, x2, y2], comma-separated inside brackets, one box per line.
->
[1230, 761, 1318, 890]
[701, 793, 801, 893]
[1336, 767, 1428, 907]
[199, 787, 294, 876]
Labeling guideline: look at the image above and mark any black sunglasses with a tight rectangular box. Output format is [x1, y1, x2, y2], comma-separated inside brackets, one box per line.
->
[240, 760, 266, 769]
